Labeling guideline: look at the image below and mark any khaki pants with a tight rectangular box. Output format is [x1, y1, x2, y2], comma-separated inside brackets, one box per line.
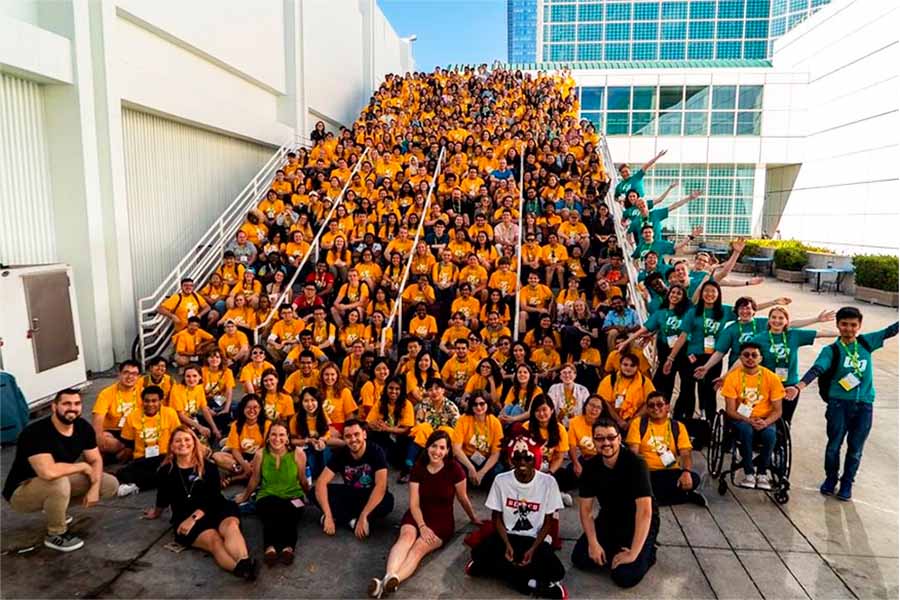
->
[9, 473, 119, 535]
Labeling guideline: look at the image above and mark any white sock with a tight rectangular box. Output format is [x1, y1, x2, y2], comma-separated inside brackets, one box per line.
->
[527, 579, 538, 589]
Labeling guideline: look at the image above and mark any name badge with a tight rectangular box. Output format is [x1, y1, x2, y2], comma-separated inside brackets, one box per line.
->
[776, 367, 788, 381]
[737, 403, 753, 418]
[666, 335, 678, 348]
[838, 373, 861, 391]
[144, 444, 161, 458]
[470, 450, 486, 465]
[704, 336, 715, 353]
[659, 450, 676, 468]
[118, 416, 126, 428]
[614, 394, 625, 408]
[290, 497, 305, 508]
[212, 395, 226, 407]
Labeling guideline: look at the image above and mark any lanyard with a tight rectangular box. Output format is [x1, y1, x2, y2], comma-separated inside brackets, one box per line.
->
[117, 387, 138, 415]
[141, 412, 161, 443]
[738, 319, 757, 340]
[614, 375, 634, 397]
[768, 331, 790, 365]
[839, 339, 863, 375]
[703, 309, 717, 337]
[647, 421, 673, 448]
[740, 371, 762, 405]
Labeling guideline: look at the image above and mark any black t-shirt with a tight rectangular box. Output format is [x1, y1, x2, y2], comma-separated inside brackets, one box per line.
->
[578, 448, 658, 527]
[3, 416, 97, 500]
[326, 443, 388, 490]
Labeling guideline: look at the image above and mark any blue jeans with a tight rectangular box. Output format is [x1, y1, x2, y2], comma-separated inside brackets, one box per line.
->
[825, 399, 873, 485]
[731, 420, 776, 475]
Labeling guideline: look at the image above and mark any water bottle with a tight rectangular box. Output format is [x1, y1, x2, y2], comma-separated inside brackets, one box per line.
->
[305, 463, 313, 488]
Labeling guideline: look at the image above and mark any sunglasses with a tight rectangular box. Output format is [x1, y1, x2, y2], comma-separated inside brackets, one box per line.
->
[593, 434, 620, 443]
[251, 351, 266, 355]
[511, 452, 535, 462]
[472, 401, 488, 407]
[741, 352, 760, 358]
[647, 401, 667, 409]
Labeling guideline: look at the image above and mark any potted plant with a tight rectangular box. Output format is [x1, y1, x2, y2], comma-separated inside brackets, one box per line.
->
[806, 246, 853, 270]
[853, 255, 899, 307]
[774, 245, 807, 283]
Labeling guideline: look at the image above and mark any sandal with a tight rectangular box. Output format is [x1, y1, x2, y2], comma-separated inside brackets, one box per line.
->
[264, 548, 278, 567]
[279, 547, 294, 565]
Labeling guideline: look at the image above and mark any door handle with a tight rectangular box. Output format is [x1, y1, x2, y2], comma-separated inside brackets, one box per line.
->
[31, 318, 40, 333]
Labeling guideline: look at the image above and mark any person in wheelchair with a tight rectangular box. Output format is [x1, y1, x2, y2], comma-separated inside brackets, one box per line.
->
[721, 341, 785, 491]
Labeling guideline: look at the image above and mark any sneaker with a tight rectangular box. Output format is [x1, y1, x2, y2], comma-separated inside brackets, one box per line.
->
[349, 518, 358, 531]
[755, 474, 772, 491]
[116, 483, 140, 497]
[367, 577, 383, 599]
[464, 559, 476, 577]
[44, 532, 84, 553]
[738, 473, 757, 489]
[560, 492, 573, 507]
[543, 581, 569, 600]
[819, 477, 838, 496]
[836, 482, 853, 502]
[686, 491, 708, 508]
[382, 574, 400, 595]
[65, 514, 74, 526]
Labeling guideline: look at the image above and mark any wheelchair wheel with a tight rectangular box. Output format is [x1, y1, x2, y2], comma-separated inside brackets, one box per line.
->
[774, 489, 789, 504]
[772, 419, 792, 481]
[717, 478, 728, 496]
[706, 410, 726, 479]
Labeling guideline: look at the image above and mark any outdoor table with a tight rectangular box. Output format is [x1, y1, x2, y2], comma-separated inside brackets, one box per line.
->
[746, 256, 774, 276]
[804, 267, 839, 293]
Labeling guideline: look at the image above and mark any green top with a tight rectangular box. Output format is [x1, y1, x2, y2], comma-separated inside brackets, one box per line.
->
[715, 317, 770, 367]
[752, 328, 816, 386]
[811, 326, 896, 403]
[645, 308, 687, 349]
[257, 449, 305, 501]
[679, 304, 735, 356]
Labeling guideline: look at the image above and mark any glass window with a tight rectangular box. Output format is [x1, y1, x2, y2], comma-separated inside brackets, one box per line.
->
[549, 25, 575, 42]
[577, 2, 603, 21]
[634, 2, 660, 20]
[712, 86, 737, 110]
[708, 217, 731, 235]
[662, 21, 687, 40]
[736, 165, 756, 178]
[581, 87, 604, 111]
[634, 22, 659, 40]
[711, 112, 736, 135]
[631, 112, 656, 135]
[633, 43, 658, 60]
[689, 21, 714, 39]
[548, 44, 575, 61]
[658, 111, 683, 135]
[606, 22, 630, 41]
[581, 111, 602, 131]
[659, 86, 684, 110]
[736, 111, 762, 135]
[662, 1, 688, 19]
[711, 165, 735, 177]
[578, 23, 602, 41]
[744, 41, 767, 58]
[605, 43, 629, 60]
[689, 1, 715, 19]
[684, 86, 710, 110]
[605, 2, 632, 21]
[718, 20, 743, 38]
[771, 18, 787, 36]
[688, 42, 714, 59]
[684, 112, 708, 135]
[577, 44, 603, 60]
[632, 87, 657, 110]
[747, 0, 771, 18]
[661, 42, 686, 59]
[716, 41, 742, 58]
[606, 113, 629, 136]
[738, 86, 763, 110]
[791, 0, 809, 10]
[745, 19, 769, 38]
[550, 4, 576, 22]
[606, 87, 631, 111]
[718, 0, 744, 18]
[733, 218, 751, 236]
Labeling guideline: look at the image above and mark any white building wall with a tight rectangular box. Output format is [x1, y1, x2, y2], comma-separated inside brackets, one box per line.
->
[768, 0, 899, 254]
[0, 73, 56, 265]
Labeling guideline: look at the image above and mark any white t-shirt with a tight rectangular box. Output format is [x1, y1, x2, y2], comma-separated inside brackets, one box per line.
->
[486, 470, 564, 539]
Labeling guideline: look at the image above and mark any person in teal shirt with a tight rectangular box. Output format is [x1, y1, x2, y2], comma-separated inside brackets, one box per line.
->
[626, 188, 703, 244]
[793, 307, 898, 501]
[637, 252, 674, 284]
[639, 270, 669, 316]
[614, 149, 667, 199]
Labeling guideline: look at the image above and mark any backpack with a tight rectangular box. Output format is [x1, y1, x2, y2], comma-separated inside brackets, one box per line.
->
[171, 292, 201, 314]
[817, 337, 871, 401]
[638, 414, 680, 454]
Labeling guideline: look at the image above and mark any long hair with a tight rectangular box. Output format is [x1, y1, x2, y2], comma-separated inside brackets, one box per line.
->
[318, 361, 352, 397]
[412, 350, 440, 389]
[509, 363, 538, 408]
[415, 429, 453, 469]
[234, 393, 267, 439]
[294, 387, 328, 438]
[694, 280, 724, 321]
[378, 375, 407, 425]
[161, 426, 206, 478]
[527, 394, 560, 448]
[666, 284, 690, 316]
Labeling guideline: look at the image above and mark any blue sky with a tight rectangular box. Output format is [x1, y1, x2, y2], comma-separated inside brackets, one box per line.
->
[378, 0, 507, 71]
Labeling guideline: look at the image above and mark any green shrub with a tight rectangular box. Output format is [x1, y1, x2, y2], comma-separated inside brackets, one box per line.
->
[853, 255, 899, 292]
[774, 246, 807, 271]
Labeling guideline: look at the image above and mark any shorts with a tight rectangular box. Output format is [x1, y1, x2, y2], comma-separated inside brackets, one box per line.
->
[174, 501, 241, 547]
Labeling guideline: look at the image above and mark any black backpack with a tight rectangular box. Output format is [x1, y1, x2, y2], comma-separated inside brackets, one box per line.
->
[817, 337, 871, 401]
[638, 414, 681, 454]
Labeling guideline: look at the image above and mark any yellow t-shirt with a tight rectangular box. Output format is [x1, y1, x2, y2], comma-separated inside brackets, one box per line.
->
[270, 319, 305, 344]
[366, 399, 415, 428]
[217, 331, 249, 359]
[160, 292, 208, 332]
[120, 407, 180, 459]
[323, 387, 358, 424]
[519, 284, 553, 310]
[202, 367, 235, 400]
[597, 373, 655, 421]
[290, 414, 332, 440]
[452, 415, 503, 458]
[440, 355, 478, 389]
[283, 369, 321, 396]
[170, 384, 208, 417]
[172, 328, 214, 356]
[567, 415, 598, 458]
[262, 391, 296, 421]
[226, 420, 271, 454]
[239, 361, 277, 390]
[93, 383, 142, 430]
[451, 296, 480, 320]
[625, 418, 692, 471]
[488, 271, 518, 296]
[522, 421, 571, 467]
[721, 367, 785, 419]
[408, 315, 438, 339]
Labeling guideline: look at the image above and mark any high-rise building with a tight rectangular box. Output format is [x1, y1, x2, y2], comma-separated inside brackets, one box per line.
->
[508, 0, 831, 63]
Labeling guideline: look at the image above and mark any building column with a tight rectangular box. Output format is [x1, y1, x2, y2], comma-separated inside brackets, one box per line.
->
[750, 164, 768, 237]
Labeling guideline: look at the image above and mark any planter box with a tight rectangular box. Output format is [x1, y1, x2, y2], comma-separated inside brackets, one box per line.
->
[806, 251, 852, 270]
[776, 268, 806, 283]
[854, 285, 899, 307]
[732, 263, 754, 273]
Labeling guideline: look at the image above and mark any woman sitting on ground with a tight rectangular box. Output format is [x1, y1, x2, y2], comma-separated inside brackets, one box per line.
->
[368, 430, 481, 598]
[213, 394, 270, 488]
[144, 427, 257, 580]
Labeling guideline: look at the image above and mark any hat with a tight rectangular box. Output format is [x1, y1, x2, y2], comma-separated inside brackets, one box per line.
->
[506, 434, 542, 466]
[224, 319, 236, 326]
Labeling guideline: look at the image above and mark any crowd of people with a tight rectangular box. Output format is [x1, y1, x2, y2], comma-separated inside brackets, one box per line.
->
[4, 64, 896, 599]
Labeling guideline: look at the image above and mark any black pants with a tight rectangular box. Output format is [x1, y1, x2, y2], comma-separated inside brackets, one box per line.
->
[650, 469, 700, 506]
[674, 356, 721, 422]
[368, 432, 411, 469]
[116, 455, 164, 490]
[256, 495, 303, 549]
[553, 457, 586, 492]
[653, 343, 685, 404]
[572, 514, 658, 588]
[782, 394, 799, 424]
[326, 484, 394, 527]
[470, 532, 565, 595]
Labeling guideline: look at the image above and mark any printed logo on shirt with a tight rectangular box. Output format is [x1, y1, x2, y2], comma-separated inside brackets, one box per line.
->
[843, 357, 867, 371]
[506, 497, 541, 532]
[344, 464, 374, 489]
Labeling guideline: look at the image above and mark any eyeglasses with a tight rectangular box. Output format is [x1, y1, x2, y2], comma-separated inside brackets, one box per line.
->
[593, 434, 620, 443]
[251, 351, 266, 355]
[647, 402, 667, 409]
[472, 401, 487, 407]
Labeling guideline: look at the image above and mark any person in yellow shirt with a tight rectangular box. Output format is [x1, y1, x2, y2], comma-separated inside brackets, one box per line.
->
[446, 228, 473, 265]
[487, 258, 518, 302]
[216, 252, 246, 288]
[239, 345, 277, 394]
[229, 270, 262, 310]
[541, 232, 569, 290]
[259, 368, 296, 422]
[440, 338, 478, 400]
[402, 276, 437, 311]
[267, 304, 304, 364]
[170, 366, 221, 442]
[289, 387, 333, 478]
[141, 357, 173, 405]
[284, 350, 321, 397]
[459, 167, 484, 197]
[407, 302, 438, 345]
[532, 335, 562, 385]
[202, 350, 235, 431]
[451, 283, 481, 329]
[114, 385, 182, 493]
[199, 273, 231, 326]
[597, 353, 656, 432]
[451, 391, 503, 488]
[458, 254, 489, 298]
[558, 211, 589, 253]
[625, 392, 705, 506]
[158, 278, 209, 332]
[517, 272, 555, 334]
[319, 362, 359, 433]
[566, 394, 604, 477]
[92, 360, 143, 461]
[438, 312, 473, 355]
[172, 317, 215, 367]
[722, 342, 785, 491]
[384, 225, 414, 258]
[467, 213, 494, 242]
[213, 394, 271, 487]
[366, 376, 416, 466]
[217, 320, 250, 369]
[341, 339, 366, 380]
[331, 269, 370, 329]
[522, 395, 572, 502]
[220, 293, 256, 331]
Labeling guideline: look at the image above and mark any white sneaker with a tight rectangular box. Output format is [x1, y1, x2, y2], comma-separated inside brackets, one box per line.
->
[560, 492, 573, 507]
[116, 483, 140, 497]
[738, 473, 757, 489]
[756, 474, 772, 491]
[367, 577, 383, 599]
[349, 518, 358, 531]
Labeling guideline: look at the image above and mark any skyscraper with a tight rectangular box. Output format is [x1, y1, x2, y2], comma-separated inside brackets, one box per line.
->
[508, 0, 538, 63]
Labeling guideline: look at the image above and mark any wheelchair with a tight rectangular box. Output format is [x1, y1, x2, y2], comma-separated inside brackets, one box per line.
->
[706, 408, 792, 504]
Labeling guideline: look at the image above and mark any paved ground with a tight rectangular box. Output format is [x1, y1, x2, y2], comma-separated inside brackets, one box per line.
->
[1, 277, 897, 599]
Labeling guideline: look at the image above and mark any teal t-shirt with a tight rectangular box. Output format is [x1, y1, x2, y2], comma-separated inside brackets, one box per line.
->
[638, 262, 674, 284]
[753, 328, 816, 386]
[646, 292, 664, 315]
[632, 239, 676, 260]
[645, 308, 687, 349]
[811, 326, 895, 403]
[687, 270, 710, 300]
[615, 168, 646, 199]
[714, 317, 769, 367]
[680, 304, 735, 356]
[627, 206, 669, 242]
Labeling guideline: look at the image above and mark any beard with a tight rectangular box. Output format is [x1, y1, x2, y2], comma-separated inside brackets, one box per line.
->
[56, 407, 80, 424]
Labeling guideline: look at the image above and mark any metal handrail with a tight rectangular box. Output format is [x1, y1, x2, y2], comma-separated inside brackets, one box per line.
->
[380, 146, 447, 355]
[512, 147, 526, 340]
[252, 147, 371, 343]
[137, 136, 314, 365]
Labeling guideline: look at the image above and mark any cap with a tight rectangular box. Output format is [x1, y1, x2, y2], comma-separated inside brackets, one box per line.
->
[506, 434, 542, 466]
